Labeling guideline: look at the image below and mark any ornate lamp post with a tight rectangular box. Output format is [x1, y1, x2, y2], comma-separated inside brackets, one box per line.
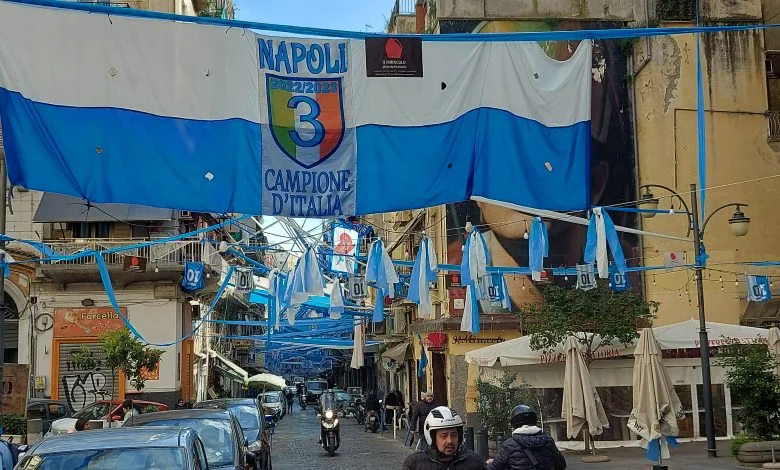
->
[639, 183, 750, 458]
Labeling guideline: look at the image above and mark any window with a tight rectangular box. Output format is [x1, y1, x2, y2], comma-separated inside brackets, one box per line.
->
[48, 403, 68, 419]
[71, 222, 90, 238]
[193, 439, 208, 470]
[69, 222, 112, 239]
[94, 222, 110, 238]
[27, 403, 46, 420]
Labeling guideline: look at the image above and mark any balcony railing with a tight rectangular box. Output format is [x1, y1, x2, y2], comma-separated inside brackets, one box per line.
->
[392, 0, 416, 17]
[768, 111, 780, 142]
[41, 238, 219, 268]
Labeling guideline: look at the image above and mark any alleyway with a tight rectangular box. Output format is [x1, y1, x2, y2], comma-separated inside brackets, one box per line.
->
[271, 404, 413, 470]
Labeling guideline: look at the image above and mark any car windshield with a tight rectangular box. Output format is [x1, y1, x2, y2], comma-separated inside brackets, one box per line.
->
[307, 381, 326, 390]
[262, 394, 280, 404]
[229, 405, 261, 437]
[73, 402, 113, 420]
[136, 418, 234, 467]
[335, 392, 352, 403]
[18, 448, 184, 470]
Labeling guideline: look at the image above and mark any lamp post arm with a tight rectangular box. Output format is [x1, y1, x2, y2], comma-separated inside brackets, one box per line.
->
[639, 184, 693, 237]
[701, 203, 749, 236]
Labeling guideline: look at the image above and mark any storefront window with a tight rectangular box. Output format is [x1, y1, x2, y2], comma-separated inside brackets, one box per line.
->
[697, 384, 728, 437]
[595, 386, 633, 441]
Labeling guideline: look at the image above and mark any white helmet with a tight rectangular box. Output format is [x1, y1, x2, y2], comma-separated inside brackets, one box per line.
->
[423, 406, 464, 445]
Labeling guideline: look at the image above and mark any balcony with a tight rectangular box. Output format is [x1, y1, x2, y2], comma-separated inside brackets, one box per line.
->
[39, 238, 221, 285]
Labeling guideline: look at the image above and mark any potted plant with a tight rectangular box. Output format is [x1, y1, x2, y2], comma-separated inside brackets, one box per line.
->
[0, 414, 28, 443]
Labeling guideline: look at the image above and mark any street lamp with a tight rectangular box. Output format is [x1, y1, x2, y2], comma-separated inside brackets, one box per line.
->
[640, 183, 750, 458]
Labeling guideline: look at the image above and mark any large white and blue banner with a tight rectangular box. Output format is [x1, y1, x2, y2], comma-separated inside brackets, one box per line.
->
[0, 1, 592, 217]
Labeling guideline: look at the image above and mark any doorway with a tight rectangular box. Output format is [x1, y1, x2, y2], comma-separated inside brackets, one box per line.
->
[432, 352, 448, 406]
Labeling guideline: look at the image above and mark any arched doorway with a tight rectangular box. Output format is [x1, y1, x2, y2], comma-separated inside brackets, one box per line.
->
[2, 291, 20, 363]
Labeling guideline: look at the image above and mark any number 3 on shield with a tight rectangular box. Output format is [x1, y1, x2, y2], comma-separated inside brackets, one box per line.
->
[287, 96, 325, 147]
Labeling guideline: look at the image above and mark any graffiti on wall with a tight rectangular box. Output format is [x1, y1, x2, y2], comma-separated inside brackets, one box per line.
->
[61, 372, 110, 412]
[58, 345, 117, 413]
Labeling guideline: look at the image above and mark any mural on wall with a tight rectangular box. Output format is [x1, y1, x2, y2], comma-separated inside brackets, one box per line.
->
[443, 20, 640, 313]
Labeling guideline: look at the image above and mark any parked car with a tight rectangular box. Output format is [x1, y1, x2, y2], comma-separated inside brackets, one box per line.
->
[124, 408, 256, 470]
[194, 398, 272, 470]
[16, 427, 209, 470]
[259, 391, 284, 420]
[26, 399, 70, 434]
[305, 380, 328, 403]
[48, 399, 168, 435]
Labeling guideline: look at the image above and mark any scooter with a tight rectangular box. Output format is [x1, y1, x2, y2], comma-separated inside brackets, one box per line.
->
[365, 409, 380, 433]
[298, 394, 307, 410]
[319, 408, 341, 456]
[353, 398, 366, 425]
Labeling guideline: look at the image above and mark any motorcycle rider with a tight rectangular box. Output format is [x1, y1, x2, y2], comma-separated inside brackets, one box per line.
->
[411, 392, 437, 450]
[365, 391, 381, 414]
[487, 405, 566, 470]
[402, 406, 485, 470]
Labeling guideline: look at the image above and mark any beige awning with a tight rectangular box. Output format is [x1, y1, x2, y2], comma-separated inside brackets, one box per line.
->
[381, 342, 410, 363]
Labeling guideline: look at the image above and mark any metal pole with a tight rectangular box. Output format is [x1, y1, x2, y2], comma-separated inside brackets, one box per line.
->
[690, 183, 717, 457]
[0, 152, 7, 413]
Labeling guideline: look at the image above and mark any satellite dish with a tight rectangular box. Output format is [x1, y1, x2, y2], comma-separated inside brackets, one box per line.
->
[381, 358, 397, 372]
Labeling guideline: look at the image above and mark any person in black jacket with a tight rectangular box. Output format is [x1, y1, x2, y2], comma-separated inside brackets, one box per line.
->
[402, 406, 485, 470]
[365, 391, 381, 413]
[411, 392, 437, 450]
[487, 405, 566, 470]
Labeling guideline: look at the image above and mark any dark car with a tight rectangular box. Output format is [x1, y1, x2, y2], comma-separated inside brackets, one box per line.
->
[26, 398, 69, 434]
[194, 398, 272, 470]
[17, 426, 209, 470]
[124, 408, 256, 470]
[306, 380, 328, 404]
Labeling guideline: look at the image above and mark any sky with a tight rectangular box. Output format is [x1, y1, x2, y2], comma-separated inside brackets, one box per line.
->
[233, 0, 397, 34]
[233, 1, 396, 253]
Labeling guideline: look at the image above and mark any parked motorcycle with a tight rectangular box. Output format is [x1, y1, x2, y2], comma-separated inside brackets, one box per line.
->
[365, 409, 380, 433]
[319, 408, 341, 456]
[353, 397, 366, 425]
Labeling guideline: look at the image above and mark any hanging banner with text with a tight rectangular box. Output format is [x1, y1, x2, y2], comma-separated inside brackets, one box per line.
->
[0, 1, 592, 217]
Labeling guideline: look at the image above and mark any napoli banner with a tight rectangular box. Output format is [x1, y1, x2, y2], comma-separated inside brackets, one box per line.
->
[0, 1, 592, 217]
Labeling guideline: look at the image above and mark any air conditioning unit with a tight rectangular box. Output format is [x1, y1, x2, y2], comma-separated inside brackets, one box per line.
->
[178, 210, 193, 220]
[393, 311, 407, 335]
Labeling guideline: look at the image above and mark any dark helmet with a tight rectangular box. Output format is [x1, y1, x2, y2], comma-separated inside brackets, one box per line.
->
[510, 404, 538, 428]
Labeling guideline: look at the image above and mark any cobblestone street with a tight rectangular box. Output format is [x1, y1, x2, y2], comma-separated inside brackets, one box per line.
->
[271, 404, 413, 470]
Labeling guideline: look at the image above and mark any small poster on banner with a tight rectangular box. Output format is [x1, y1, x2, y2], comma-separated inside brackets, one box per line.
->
[331, 225, 359, 274]
[664, 251, 686, 268]
[123, 255, 147, 273]
[576, 264, 597, 290]
[610, 270, 630, 292]
[365, 37, 424, 78]
[348, 275, 368, 301]
[747, 275, 772, 302]
[182, 262, 205, 291]
[235, 268, 254, 293]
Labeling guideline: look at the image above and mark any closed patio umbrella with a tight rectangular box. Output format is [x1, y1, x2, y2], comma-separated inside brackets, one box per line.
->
[627, 327, 683, 462]
[562, 336, 610, 440]
[768, 327, 780, 376]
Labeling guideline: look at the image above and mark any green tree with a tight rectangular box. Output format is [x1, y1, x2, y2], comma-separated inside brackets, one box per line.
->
[519, 281, 658, 364]
[719, 342, 780, 440]
[476, 373, 545, 440]
[100, 328, 165, 402]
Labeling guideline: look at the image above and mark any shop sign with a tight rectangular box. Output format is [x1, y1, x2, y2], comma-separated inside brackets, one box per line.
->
[452, 334, 507, 345]
[54, 308, 126, 338]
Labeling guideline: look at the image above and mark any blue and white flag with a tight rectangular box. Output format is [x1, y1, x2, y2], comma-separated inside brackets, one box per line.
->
[585, 207, 627, 279]
[0, 2, 591, 217]
[747, 275, 772, 302]
[408, 235, 437, 320]
[182, 261, 205, 291]
[366, 239, 398, 323]
[267, 269, 284, 330]
[329, 282, 345, 320]
[417, 333, 428, 378]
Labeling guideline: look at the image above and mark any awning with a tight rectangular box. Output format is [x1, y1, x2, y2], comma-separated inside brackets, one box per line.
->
[381, 342, 410, 363]
[209, 349, 248, 381]
[33, 192, 174, 222]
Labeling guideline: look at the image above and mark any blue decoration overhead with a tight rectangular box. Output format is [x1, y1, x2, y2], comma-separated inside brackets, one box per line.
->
[747, 275, 772, 302]
[584, 207, 627, 279]
[460, 230, 490, 334]
[329, 283, 345, 319]
[529, 217, 549, 282]
[366, 238, 398, 323]
[182, 261, 205, 291]
[408, 235, 438, 320]
[283, 248, 324, 310]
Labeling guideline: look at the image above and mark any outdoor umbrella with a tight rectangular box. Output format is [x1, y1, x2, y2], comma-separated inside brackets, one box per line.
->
[562, 336, 610, 439]
[627, 328, 683, 462]
[769, 327, 780, 376]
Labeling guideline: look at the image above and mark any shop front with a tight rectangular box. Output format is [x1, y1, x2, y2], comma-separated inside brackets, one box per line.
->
[51, 307, 127, 413]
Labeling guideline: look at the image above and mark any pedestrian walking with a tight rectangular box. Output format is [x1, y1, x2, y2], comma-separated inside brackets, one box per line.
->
[285, 389, 294, 414]
[402, 406, 485, 470]
[410, 392, 437, 451]
[486, 404, 566, 470]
